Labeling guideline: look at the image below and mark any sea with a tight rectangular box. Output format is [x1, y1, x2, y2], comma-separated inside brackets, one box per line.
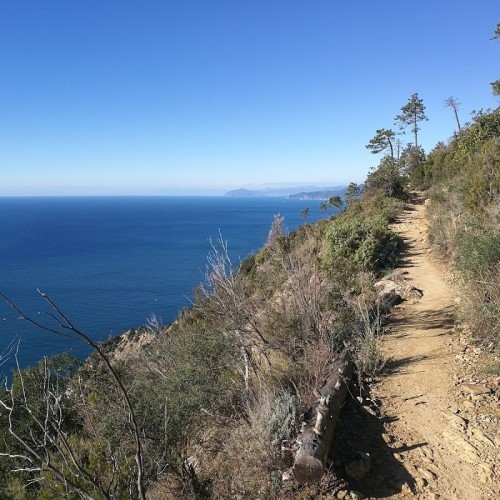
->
[0, 196, 321, 376]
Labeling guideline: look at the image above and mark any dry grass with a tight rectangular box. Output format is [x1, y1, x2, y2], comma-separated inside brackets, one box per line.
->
[427, 187, 499, 350]
[353, 303, 386, 376]
[209, 388, 297, 497]
[293, 337, 336, 409]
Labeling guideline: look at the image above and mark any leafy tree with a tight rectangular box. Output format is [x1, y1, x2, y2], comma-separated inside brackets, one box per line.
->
[365, 128, 396, 158]
[421, 107, 499, 204]
[457, 108, 500, 161]
[399, 144, 427, 186]
[320, 196, 343, 216]
[300, 207, 310, 220]
[345, 183, 362, 204]
[444, 96, 462, 132]
[365, 157, 407, 199]
[328, 195, 343, 210]
[395, 92, 428, 147]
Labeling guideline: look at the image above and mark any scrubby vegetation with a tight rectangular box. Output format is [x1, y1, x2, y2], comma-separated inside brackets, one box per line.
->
[413, 106, 499, 350]
[0, 167, 405, 498]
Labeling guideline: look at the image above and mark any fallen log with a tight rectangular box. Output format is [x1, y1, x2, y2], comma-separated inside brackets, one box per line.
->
[293, 349, 355, 484]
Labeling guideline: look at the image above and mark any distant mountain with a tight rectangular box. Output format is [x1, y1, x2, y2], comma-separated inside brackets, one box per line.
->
[288, 188, 346, 200]
[225, 185, 347, 198]
[224, 188, 262, 197]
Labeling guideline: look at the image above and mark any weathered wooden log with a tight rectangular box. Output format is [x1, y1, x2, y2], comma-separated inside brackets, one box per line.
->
[293, 350, 355, 484]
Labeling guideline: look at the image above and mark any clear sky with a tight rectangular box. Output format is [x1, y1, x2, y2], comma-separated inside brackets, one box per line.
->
[0, 1, 498, 195]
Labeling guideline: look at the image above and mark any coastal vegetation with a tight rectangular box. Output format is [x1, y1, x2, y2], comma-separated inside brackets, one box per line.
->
[0, 168, 404, 498]
[1, 82, 498, 497]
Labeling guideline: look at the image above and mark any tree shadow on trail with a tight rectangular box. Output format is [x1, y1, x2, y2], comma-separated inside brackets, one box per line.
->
[386, 306, 455, 332]
[383, 354, 430, 375]
[329, 383, 423, 498]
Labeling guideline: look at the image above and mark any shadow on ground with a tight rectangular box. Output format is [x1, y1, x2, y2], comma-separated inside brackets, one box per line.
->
[383, 354, 430, 375]
[386, 305, 454, 328]
[326, 383, 422, 498]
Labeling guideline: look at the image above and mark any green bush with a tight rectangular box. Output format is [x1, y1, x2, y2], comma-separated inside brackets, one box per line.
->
[324, 210, 399, 273]
[365, 157, 408, 199]
[454, 225, 500, 279]
[422, 107, 500, 207]
[145, 315, 240, 453]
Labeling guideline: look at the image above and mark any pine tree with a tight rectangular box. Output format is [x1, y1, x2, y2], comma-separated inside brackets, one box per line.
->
[395, 93, 428, 148]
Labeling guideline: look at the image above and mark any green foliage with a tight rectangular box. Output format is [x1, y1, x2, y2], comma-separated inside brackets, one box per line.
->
[418, 107, 500, 207]
[461, 137, 500, 207]
[320, 195, 343, 216]
[345, 182, 362, 204]
[395, 92, 428, 147]
[399, 144, 426, 186]
[458, 108, 500, 161]
[366, 128, 396, 158]
[328, 195, 343, 209]
[146, 314, 239, 452]
[420, 141, 448, 187]
[454, 224, 500, 280]
[426, 138, 500, 349]
[491, 22, 500, 39]
[324, 195, 400, 274]
[365, 157, 408, 199]
[492, 79, 500, 98]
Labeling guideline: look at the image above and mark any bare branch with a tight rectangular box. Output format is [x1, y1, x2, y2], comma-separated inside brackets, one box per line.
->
[444, 96, 462, 132]
[0, 291, 147, 499]
[199, 232, 269, 347]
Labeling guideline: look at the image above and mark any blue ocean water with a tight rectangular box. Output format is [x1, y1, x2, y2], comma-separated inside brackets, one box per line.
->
[0, 196, 321, 375]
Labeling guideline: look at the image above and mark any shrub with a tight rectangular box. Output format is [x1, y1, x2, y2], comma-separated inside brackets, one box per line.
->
[146, 317, 240, 451]
[324, 213, 398, 273]
[453, 225, 500, 347]
[353, 305, 386, 376]
[365, 157, 408, 199]
[212, 389, 297, 497]
[454, 224, 500, 279]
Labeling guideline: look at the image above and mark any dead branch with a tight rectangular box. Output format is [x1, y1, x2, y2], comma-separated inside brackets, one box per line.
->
[0, 291, 146, 500]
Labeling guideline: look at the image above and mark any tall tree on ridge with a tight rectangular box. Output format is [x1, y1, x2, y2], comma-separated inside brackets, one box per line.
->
[395, 92, 428, 148]
[366, 128, 396, 159]
[444, 96, 462, 132]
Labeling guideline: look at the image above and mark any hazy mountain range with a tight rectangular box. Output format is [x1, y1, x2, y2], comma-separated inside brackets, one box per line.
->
[225, 185, 348, 199]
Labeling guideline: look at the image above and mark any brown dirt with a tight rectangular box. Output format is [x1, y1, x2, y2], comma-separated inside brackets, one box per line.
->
[367, 195, 499, 499]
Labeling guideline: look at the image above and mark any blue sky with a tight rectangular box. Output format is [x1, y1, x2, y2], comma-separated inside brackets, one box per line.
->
[0, 1, 498, 195]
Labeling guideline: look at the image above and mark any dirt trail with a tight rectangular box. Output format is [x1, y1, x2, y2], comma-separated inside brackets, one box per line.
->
[370, 195, 498, 499]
